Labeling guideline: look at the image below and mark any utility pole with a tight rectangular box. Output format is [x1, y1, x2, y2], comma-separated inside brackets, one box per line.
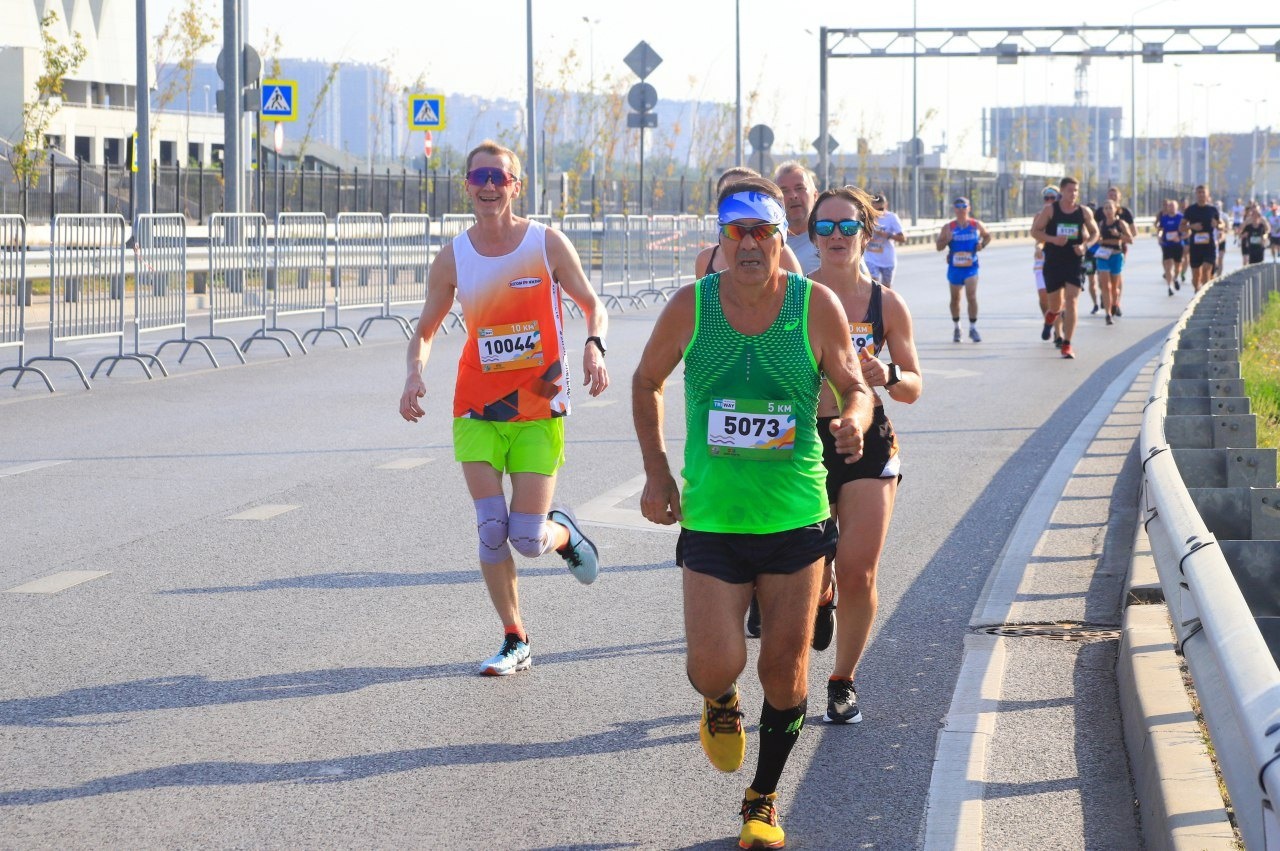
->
[525, 0, 538, 215]
[222, 0, 242, 213]
[135, 0, 151, 219]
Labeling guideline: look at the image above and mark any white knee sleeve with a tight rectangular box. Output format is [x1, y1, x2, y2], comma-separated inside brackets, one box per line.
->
[508, 511, 555, 558]
[474, 495, 512, 564]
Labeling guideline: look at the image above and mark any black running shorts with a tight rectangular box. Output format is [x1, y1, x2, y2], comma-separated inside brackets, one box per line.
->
[1160, 244, 1183, 263]
[1042, 262, 1082, 294]
[677, 520, 837, 584]
[818, 408, 901, 504]
[1189, 244, 1216, 268]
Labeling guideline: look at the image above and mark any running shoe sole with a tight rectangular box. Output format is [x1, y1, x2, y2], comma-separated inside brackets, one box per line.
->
[549, 506, 599, 584]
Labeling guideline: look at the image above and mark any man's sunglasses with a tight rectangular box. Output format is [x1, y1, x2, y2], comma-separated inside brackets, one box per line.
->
[813, 219, 866, 237]
[466, 167, 518, 187]
[719, 222, 782, 242]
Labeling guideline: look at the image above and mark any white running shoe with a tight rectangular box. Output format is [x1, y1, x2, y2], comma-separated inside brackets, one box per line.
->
[549, 505, 599, 584]
[480, 633, 531, 676]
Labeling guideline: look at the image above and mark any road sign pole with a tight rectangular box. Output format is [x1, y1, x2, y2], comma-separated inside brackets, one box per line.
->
[639, 126, 645, 216]
[525, 0, 538, 216]
[134, 0, 151, 219]
[222, 0, 241, 214]
[819, 27, 829, 189]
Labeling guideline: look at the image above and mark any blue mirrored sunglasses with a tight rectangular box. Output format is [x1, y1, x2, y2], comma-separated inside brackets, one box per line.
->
[813, 219, 865, 237]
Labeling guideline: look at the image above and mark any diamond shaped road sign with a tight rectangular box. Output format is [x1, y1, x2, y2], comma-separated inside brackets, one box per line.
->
[813, 134, 840, 155]
[624, 41, 663, 80]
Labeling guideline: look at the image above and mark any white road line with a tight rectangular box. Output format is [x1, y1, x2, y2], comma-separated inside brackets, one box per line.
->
[922, 344, 1157, 848]
[579, 399, 617, 409]
[377, 458, 432, 470]
[575, 473, 679, 534]
[5, 570, 111, 594]
[925, 367, 981, 380]
[0, 460, 68, 478]
[227, 504, 299, 521]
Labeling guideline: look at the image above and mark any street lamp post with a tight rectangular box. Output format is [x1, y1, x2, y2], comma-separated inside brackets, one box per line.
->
[1130, 1, 1177, 210]
[1245, 98, 1263, 201]
[525, 0, 538, 215]
[582, 16, 600, 177]
[910, 0, 918, 225]
[1192, 82, 1221, 188]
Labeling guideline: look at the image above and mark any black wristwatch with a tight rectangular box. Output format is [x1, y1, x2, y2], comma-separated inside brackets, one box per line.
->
[586, 336, 607, 356]
[885, 363, 902, 387]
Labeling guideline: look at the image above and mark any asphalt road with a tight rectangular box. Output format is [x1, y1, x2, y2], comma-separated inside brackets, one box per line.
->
[0, 237, 1230, 848]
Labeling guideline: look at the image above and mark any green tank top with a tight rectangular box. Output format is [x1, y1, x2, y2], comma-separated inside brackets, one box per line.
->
[681, 272, 828, 534]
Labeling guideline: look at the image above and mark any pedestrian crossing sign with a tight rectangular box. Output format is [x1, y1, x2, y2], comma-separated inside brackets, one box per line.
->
[408, 94, 446, 131]
[261, 79, 297, 122]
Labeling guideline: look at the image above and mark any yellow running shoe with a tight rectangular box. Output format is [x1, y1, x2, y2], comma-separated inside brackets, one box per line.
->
[739, 788, 785, 849]
[699, 690, 745, 772]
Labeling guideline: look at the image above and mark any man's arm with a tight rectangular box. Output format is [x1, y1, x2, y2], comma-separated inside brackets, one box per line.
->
[633, 286, 696, 525]
[808, 285, 873, 463]
[1080, 207, 1099, 252]
[400, 245, 460, 423]
[976, 220, 993, 251]
[1030, 206, 1060, 246]
[935, 224, 951, 252]
[546, 228, 609, 397]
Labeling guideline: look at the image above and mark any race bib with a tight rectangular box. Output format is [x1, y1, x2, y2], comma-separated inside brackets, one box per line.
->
[706, 398, 795, 460]
[952, 251, 974, 268]
[866, 240, 884, 252]
[1094, 247, 1113, 260]
[1193, 233, 1211, 245]
[849, 322, 874, 354]
[1251, 236, 1264, 246]
[1164, 231, 1180, 242]
[477, 320, 544, 373]
[1057, 224, 1080, 240]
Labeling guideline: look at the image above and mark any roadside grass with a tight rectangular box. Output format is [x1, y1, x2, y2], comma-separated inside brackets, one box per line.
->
[1241, 290, 1280, 483]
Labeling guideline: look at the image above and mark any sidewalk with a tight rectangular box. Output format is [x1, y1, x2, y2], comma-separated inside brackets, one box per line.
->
[924, 352, 1237, 849]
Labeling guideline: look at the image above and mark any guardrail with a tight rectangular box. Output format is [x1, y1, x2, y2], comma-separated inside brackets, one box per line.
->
[1140, 262, 1280, 851]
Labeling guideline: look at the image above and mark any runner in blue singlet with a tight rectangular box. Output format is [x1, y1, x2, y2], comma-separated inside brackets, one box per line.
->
[934, 197, 991, 343]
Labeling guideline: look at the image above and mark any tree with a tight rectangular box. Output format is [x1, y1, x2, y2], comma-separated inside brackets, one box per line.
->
[6, 10, 86, 207]
[151, 0, 218, 162]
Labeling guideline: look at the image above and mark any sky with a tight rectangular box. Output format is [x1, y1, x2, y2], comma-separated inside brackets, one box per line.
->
[148, 0, 1278, 159]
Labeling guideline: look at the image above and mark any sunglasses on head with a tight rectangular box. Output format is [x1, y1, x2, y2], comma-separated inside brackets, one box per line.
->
[954, 202, 969, 209]
[466, 167, 517, 187]
[813, 219, 865, 237]
[719, 222, 782, 242]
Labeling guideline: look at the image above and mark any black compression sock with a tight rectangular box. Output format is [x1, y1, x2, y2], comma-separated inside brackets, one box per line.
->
[749, 698, 807, 796]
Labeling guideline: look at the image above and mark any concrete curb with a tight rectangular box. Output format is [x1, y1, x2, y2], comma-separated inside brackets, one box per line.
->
[1118, 513, 1237, 850]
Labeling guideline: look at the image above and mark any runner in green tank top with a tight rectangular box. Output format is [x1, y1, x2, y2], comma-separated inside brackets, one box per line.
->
[633, 176, 875, 850]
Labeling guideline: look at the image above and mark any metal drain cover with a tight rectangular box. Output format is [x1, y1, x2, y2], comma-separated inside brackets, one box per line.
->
[979, 622, 1121, 641]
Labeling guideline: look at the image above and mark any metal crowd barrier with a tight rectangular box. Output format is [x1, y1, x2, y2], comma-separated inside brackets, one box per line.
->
[625, 215, 654, 306]
[26, 214, 152, 388]
[1140, 262, 1280, 851]
[132, 213, 215, 371]
[201, 213, 276, 360]
[390, 213, 455, 335]
[643, 214, 679, 302]
[561, 214, 595, 286]
[332, 212, 386, 344]
[677, 214, 704, 288]
[271, 212, 344, 350]
[600, 214, 629, 311]
[0, 215, 52, 391]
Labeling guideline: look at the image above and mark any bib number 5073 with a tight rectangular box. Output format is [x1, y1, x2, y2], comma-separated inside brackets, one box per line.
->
[707, 398, 795, 461]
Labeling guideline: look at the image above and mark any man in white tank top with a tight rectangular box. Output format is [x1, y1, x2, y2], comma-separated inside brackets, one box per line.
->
[399, 140, 611, 676]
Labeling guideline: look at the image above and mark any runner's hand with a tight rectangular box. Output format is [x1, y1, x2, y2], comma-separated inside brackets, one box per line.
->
[858, 353, 889, 387]
[582, 346, 609, 397]
[400, 375, 427, 422]
[829, 417, 865, 464]
[640, 471, 683, 525]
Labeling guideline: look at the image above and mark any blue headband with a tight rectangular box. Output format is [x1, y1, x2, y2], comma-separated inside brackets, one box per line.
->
[717, 191, 786, 227]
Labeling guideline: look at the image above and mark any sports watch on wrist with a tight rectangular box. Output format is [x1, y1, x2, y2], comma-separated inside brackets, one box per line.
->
[885, 363, 902, 387]
[586, 336, 607, 356]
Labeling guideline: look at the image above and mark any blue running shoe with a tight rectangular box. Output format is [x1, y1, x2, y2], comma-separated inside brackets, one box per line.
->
[549, 505, 599, 584]
[480, 633, 531, 676]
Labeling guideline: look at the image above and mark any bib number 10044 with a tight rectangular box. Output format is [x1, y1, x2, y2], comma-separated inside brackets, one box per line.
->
[477, 321, 544, 373]
[706, 398, 795, 460]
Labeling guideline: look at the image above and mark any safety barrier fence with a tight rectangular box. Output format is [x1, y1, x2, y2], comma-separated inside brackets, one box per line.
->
[1140, 261, 1280, 851]
[0, 215, 51, 390]
[9, 209, 1049, 392]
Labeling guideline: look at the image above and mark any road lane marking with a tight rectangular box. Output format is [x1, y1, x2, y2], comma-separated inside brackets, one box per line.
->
[925, 368, 981, 379]
[377, 458, 432, 470]
[0, 460, 68, 478]
[227, 505, 299, 521]
[923, 344, 1157, 849]
[5, 570, 111, 594]
[576, 473, 679, 535]
[579, 399, 617, 409]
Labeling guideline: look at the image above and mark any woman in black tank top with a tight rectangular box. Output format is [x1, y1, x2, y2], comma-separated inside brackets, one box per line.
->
[805, 185, 923, 722]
